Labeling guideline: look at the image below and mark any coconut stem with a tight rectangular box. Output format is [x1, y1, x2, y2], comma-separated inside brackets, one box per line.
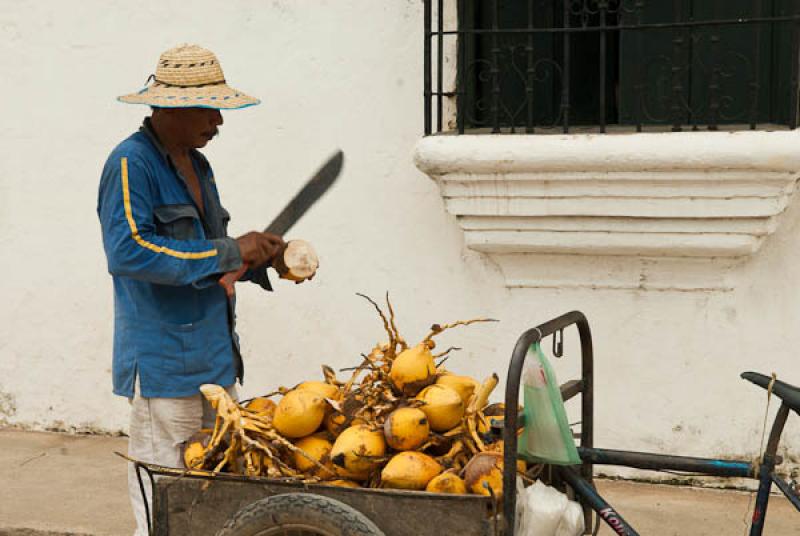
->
[423, 318, 498, 344]
[385, 293, 408, 351]
[357, 293, 396, 354]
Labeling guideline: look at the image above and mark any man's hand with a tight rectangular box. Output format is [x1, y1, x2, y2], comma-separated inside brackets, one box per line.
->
[236, 231, 285, 268]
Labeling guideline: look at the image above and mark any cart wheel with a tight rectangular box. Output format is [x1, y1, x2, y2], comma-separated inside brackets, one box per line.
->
[217, 492, 385, 536]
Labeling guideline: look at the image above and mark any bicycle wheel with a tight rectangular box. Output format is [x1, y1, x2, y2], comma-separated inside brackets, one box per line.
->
[216, 492, 385, 536]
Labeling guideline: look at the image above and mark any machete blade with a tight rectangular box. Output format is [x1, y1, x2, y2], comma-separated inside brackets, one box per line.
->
[264, 150, 344, 236]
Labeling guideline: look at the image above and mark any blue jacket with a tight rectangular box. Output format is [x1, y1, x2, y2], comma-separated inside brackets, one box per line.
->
[97, 120, 268, 398]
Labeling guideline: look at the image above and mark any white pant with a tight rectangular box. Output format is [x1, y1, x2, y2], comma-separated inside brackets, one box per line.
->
[127, 383, 237, 536]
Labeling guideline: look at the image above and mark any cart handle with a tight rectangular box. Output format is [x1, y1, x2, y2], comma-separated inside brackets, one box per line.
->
[502, 310, 595, 536]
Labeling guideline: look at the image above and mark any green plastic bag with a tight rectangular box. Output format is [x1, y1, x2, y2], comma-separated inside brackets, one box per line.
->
[518, 343, 581, 465]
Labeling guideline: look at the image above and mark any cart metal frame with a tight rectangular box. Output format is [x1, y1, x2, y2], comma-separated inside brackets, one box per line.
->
[133, 463, 498, 535]
[501, 310, 800, 536]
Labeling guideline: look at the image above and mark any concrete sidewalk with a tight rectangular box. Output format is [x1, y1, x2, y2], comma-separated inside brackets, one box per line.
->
[0, 428, 797, 535]
[0, 429, 134, 536]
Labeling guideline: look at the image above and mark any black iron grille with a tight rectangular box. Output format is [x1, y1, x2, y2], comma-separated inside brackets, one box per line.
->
[423, 0, 800, 134]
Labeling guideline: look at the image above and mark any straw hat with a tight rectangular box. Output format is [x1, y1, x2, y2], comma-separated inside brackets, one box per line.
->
[118, 44, 259, 110]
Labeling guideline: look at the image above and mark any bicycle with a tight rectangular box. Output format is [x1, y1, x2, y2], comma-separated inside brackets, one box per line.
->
[500, 311, 800, 536]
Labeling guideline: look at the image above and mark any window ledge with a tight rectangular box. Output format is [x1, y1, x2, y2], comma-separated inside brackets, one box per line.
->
[414, 131, 800, 290]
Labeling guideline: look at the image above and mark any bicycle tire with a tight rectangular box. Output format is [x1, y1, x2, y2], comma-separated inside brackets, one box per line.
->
[216, 492, 385, 536]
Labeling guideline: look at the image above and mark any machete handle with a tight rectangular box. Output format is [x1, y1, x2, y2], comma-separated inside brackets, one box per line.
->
[219, 263, 250, 298]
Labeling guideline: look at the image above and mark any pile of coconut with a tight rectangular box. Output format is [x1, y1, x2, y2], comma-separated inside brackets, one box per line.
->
[184, 294, 523, 499]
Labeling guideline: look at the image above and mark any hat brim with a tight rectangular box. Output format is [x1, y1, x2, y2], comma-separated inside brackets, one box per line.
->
[118, 83, 259, 110]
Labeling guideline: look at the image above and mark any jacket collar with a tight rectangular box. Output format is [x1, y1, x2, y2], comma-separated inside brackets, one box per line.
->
[139, 117, 171, 163]
[139, 117, 208, 174]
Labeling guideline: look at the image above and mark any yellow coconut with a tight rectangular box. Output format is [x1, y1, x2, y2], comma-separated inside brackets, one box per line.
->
[415, 384, 465, 432]
[426, 470, 467, 494]
[293, 435, 334, 476]
[484, 402, 505, 416]
[464, 452, 503, 499]
[333, 465, 368, 481]
[182, 429, 213, 469]
[486, 441, 527, 473]
[324, 412, 347, 435]
[297, 381, 340, 401]
[486, 440, 503, 453]
[182, 441, 207, 469]
[330, 425, 386, 480]
[390, 342, 437, 396]
[325, 413, 367, 436]
[481, 402, 508, 433]
[273, 389, 326, 438]
[381, 451, 443, 490]
[436, 374, 479, 405]
[383, 407, 430, 451]
[245, 397, 276, 415]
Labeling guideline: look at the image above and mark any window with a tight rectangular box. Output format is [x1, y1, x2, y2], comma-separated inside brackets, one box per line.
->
[423, 0, 800, 134]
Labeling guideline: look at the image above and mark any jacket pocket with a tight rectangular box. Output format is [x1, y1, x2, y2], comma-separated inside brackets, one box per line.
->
[154, 204, 201, 240]
[151, 319, 213, 376]
[177, 315, 227, 376]
[133, 314, 233, 394]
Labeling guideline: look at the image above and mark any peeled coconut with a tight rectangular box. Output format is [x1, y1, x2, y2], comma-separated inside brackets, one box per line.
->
[330, 425, 386, 480]
[426, 470, 467, 494]
[390, 342, 437, 396]
[415, 384, 465, 432]
[293, 435, 334, 477]
[383, 407, 430, 451]
[273, 389, 326, 438]
[436, 374, 479, 405]
[275, 239, 319, 282]
[381, 451, 443, 490]
[463, 452, 503, 499]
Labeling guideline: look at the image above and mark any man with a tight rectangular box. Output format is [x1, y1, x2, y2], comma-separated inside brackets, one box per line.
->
[97, 44, 280, 535]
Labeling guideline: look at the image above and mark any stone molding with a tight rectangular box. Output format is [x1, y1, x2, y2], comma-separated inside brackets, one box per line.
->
[414, 131, 800, 290]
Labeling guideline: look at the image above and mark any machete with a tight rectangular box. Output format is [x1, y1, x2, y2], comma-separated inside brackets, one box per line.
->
[218, 150, 344, 297]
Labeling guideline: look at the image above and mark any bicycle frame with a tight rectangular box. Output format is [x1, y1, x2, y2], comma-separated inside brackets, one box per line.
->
[501, 311, 800, 536]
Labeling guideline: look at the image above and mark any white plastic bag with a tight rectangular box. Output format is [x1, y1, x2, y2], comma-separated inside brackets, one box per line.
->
[515, 477, 528, 535]
[556, 500, 585, 536]
[524, 481, 567, 535]
[515, 480, 585, 536]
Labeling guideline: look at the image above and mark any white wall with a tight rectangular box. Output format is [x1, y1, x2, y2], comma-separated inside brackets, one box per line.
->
[0, 1, 797, 481]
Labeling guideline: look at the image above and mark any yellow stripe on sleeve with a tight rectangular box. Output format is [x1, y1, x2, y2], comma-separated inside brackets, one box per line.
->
[121, 157, 218, 260]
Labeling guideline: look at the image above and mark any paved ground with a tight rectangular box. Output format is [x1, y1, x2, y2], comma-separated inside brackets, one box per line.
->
[593, 479, 799, 535]
[0, 429, 133, 536]
[0, 428, 797, 535]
